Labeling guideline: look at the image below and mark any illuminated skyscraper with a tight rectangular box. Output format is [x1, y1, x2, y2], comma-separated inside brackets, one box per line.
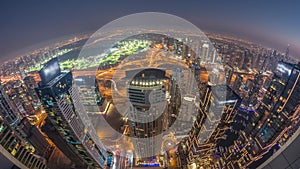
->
[179, 84, 241, 168]
[1, 79, 55, 160]
[127, 68, 168, 166]
[37, 58, 107, 169]
[0, 116, 48, 169]
[1, 84, 48, 169]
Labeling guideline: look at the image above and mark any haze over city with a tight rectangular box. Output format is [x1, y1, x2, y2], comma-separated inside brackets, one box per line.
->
[0, 1, 299, 169]
[1, 0, 300, 62]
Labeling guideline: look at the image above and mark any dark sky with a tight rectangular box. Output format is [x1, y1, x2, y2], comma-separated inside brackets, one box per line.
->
[0, 0, 299, 62]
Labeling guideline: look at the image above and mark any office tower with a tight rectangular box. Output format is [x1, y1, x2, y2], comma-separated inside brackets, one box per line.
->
[37, 58, 107, 169]
[178, 84, 240, 168]
[127, 68, 168, 166]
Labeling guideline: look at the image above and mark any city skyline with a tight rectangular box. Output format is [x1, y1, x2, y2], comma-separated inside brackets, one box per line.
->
[1, 0, 300, 62]
[0, 3, 299, 169]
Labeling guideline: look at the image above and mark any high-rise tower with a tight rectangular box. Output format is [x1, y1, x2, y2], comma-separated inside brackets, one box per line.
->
[126, 68, 168, 166]
[37, 58, 107, 169]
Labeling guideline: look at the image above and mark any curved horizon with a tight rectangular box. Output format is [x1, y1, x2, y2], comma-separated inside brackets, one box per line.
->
[1, 0, 299, 62]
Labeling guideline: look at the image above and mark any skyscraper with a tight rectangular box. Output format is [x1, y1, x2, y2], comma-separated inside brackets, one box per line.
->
[37, 58, 107, 169]
[1, 84, 48, 169]
[179, 84, 241, 168]
[127, 68, 168, 166]
[0, 116, 48, 169]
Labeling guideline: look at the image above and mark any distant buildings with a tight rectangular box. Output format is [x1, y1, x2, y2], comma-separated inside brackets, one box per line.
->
[23, 75, 41, 107]
[3, 80, 37, 116]
[0, 32, 299, 169]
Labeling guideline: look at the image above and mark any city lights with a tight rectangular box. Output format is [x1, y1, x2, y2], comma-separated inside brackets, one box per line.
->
[0, 7, 299, 169]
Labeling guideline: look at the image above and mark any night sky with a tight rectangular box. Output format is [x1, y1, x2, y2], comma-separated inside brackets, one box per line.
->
[1, 0, 299, 62]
